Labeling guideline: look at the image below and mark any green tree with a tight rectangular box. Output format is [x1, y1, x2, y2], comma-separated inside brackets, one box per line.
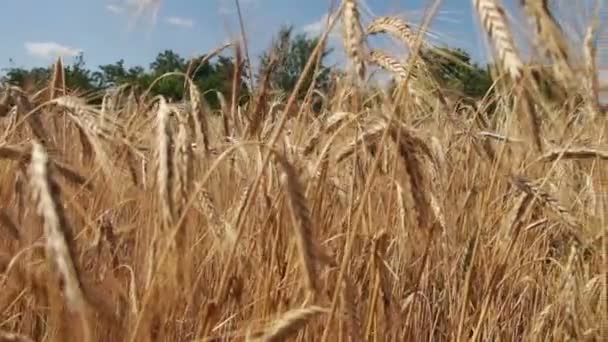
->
[259, 25, 333, 100]
[147, 49, 188, 101]
[191, 55, 248, 108]
[1, 53, 98, 94]
[1, 66, 50, 90]
[91, 50, 245, 107]
[150, 50, 186, 75]
[93, 60, 146, 88]
[420, 47, 493, 99]
[64, 53, 98, 94]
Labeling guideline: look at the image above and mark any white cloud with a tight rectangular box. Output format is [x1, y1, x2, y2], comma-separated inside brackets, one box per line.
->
[123, 0, 162, 26]
[302, 17, 325, 36]
[24, 41, 82, 59]
[165, 16, 195, 28]
[300, 13, 346, 69]
[126, 0, 161, 8]
[106, 4, 125, 14]
[302, 13, 340, 39]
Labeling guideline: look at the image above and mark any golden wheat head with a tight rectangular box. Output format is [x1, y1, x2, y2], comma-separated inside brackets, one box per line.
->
[473, 0, 523, 80]
[342, 0, 367, 80]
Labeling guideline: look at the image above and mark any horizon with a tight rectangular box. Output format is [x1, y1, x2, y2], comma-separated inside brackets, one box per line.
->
[0, 1, 606, 85]
[0, 0, 501, 72]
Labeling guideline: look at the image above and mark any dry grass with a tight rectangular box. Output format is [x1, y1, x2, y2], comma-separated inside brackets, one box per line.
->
[0, 1, 606, 341]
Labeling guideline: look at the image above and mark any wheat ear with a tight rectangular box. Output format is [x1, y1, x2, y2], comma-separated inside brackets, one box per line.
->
[583, 10, 601, 117]
[498, 191, 532, 242]
[156, 97, 176, 226]
[275, 153, 322, 294]
[367, 16, 420, 49]
[49, 56, 66, 100]
[511, 176, 582, 232]
[0, 90, 10, 117]
[28, 142, 92, 340]
[186, 78, 210, 151]
[172, 106, 194, 214]
[0, 145, 90, 189]
[342, 0, 367, 80]
[12, 91, 50, 148]
[389, 122, 437, 230]
[368, 50, 409, 80]
[303, 111, 353, 156]
[335, 119, 387, 163]
[473, 0, 523, 80]
[521, 0, 574, 86]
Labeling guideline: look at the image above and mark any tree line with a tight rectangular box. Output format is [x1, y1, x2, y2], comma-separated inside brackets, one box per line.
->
[1, 25, 494, 108]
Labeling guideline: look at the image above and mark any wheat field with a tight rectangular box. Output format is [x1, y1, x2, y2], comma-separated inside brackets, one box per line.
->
[0, 0, 607, 341]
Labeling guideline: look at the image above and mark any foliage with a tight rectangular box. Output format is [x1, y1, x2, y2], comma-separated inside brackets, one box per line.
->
[1, 50, 246, 108]
[92, 60, 147, 88]
[258, 25, 333, 102]
[420, 46, 494, 99]
[1, 32, 495, 106]
[2, 66, 51, 91]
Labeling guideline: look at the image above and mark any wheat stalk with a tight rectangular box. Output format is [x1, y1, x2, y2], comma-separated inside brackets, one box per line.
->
[251, 306, 328, 342]
[539, 148, 608, 162]
[341, 274, 362, 341]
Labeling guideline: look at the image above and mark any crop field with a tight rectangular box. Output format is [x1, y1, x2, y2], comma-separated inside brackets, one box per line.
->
[0, 0, 607, 341]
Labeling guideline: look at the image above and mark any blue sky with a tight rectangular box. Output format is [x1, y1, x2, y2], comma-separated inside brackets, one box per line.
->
[0, 0, 487, 71]
[0, 0, 605, 82]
